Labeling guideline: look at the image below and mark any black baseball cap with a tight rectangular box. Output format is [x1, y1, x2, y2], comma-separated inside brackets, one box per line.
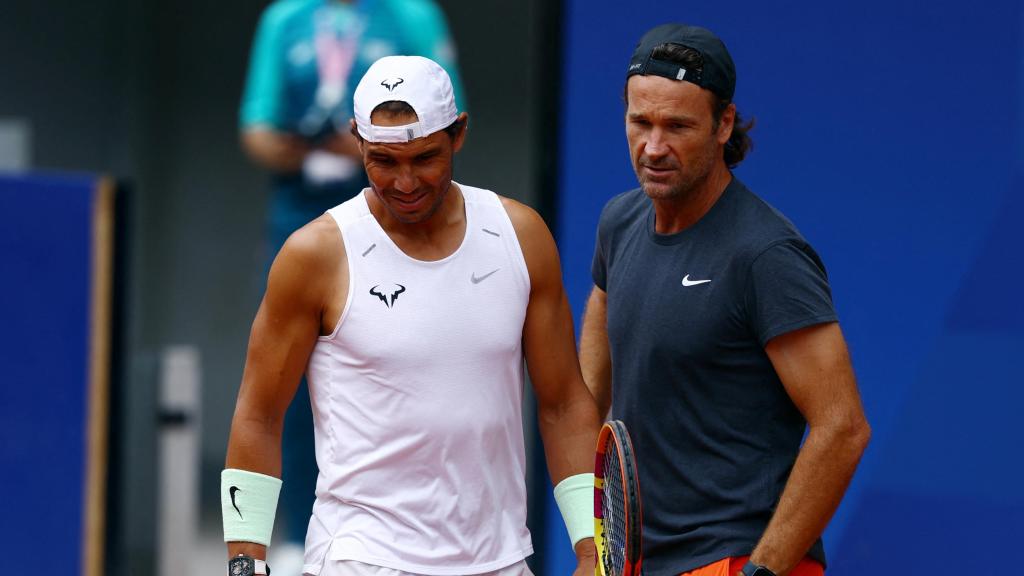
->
[626, 23, 736, 101]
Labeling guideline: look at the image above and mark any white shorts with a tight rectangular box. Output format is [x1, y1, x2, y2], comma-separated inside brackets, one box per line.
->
[312, 559, 535, 576]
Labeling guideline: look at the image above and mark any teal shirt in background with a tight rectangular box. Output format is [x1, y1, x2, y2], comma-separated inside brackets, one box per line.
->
[240, 0, 466, 136]
[239, 0, 468, 253]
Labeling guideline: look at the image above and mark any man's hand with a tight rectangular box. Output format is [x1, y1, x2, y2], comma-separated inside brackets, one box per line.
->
[319, 130, 362, 159]
[240, 128, 312, 173]
[573, 538, 598, 576]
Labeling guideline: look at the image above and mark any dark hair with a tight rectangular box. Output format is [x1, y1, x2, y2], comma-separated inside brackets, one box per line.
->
[624, 43, 754, 168]
[352, 100, 467, 141]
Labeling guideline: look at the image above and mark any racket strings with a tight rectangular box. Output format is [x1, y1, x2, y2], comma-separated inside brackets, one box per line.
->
[620, 437, 641, 566]
[602, 443, 627, 575]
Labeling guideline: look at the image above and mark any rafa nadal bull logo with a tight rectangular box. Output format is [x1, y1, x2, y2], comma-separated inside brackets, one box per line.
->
[369, 284, 406, 308]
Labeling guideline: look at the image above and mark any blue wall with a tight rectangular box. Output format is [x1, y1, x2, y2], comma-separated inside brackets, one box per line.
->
[549, 1, 1024, 573]
[0, 174, 104, 574]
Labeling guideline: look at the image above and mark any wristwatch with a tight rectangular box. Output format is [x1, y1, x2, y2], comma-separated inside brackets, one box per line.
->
[740, 561, 777, 576]
[228, 554, 270, 576]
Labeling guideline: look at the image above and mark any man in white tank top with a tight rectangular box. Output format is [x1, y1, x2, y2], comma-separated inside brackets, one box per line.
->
[221, 56, 602, 576]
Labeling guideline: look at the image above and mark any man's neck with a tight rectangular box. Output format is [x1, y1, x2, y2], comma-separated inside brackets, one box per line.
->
[369, 183, 467, 261]
[651, 163, 732, 235]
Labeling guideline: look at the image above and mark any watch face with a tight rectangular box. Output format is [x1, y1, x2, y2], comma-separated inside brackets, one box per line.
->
[751, 568, 777, 576]
[229, 557, 253, 576]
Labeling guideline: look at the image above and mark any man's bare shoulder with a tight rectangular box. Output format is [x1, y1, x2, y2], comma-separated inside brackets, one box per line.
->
[497, 196, 560, 285]
[498, 196, 550, 238]
[264, 214, 347, 311]
[278, 214, 346, 267]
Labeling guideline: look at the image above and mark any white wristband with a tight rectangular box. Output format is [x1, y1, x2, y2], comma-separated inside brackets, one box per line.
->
[553, 472, 595, 548]
[221, 468, 282, 546]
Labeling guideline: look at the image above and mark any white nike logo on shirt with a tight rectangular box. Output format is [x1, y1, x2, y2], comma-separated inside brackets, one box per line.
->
[681, 275, 712, 287]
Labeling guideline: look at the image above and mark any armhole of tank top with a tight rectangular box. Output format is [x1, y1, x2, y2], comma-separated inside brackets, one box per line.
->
[492, 193, 532, 296]
[318, 208, 356, 342]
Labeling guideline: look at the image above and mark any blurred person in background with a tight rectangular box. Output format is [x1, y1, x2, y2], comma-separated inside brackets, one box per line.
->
[223, 56, 599, 576]
[238, 1, 466, 572]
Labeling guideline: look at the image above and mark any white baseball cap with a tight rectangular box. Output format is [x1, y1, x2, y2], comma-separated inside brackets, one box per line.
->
[353, 55, 458, 143]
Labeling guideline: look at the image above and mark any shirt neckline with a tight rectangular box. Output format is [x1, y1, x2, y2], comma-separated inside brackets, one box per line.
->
[646, 177, 738, 246]
[359, 182, 472, 265]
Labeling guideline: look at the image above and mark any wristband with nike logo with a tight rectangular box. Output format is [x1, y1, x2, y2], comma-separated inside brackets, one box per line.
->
[221, 468, 282, 546]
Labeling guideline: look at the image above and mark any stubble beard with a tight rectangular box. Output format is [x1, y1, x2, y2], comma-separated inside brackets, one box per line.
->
[636, 143, 717, 204]
[639, 168, 701, 203]
[374, 172, 453, 225]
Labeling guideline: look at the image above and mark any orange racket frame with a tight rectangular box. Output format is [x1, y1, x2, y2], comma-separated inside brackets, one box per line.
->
[594, 420, 643, 576]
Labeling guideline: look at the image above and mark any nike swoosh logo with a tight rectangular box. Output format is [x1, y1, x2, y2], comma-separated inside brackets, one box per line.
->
[471, 268, 500, 284]
[681, 274, 712, 287]
[229, 486, 243, 519]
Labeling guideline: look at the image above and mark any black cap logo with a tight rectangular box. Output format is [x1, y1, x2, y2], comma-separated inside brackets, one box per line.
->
[381, 77, 404, 92]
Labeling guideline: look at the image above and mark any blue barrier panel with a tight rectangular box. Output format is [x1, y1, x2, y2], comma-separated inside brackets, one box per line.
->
[552, 1, 1024, 573]
[0, 173, 111, 575]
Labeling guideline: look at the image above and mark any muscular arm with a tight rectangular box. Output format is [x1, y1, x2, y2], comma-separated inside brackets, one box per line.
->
[745, 322, 871, 575]
[579, 286, 611, 419]
[224, 217, 343, 560]
[503, 199, 602, 566]
[506, 199, 600, 482]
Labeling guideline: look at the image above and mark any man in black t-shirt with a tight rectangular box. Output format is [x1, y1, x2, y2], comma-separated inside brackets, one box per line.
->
[580, 24, 871, 576]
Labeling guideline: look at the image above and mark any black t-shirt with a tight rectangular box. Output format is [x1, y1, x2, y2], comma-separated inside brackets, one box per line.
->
[592, 178, 836, 575]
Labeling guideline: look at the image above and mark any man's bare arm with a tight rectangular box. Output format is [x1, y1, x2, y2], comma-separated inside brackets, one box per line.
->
[504, 199, 600, 481]
[224, 218, 342, 560]
[503, 198, 601, 572]
[745, 322, 871, 575]
[579, 286, 612, 419]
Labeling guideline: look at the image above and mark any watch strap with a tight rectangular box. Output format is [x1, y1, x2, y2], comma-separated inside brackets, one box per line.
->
[741, 561, 776, 576]
[227, 555, 270, 576]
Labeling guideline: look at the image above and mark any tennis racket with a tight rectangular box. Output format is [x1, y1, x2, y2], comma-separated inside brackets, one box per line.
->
[594, 419, 643, 576]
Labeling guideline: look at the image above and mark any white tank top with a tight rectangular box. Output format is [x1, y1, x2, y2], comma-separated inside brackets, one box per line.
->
[302, 184, 534, 576]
